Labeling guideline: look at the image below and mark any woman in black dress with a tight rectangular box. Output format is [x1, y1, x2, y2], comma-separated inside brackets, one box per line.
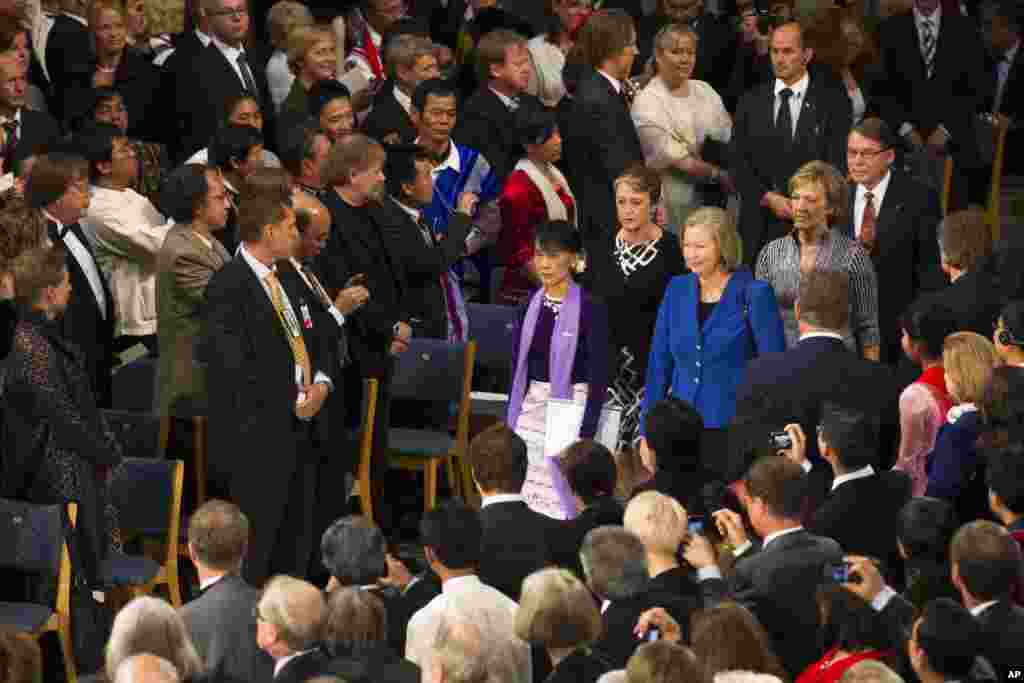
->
[582, 164, 686, 454]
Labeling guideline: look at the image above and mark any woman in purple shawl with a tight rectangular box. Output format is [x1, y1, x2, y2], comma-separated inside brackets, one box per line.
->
[506, 220, 612, 520]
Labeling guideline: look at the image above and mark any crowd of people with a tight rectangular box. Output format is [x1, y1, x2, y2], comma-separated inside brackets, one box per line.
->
[0, 0, 1023, 680]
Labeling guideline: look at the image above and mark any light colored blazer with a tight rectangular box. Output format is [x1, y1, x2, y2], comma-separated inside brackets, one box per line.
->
[156, 223, 230, 416]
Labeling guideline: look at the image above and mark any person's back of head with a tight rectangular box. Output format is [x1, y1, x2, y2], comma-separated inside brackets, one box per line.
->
[838, 660, 906, 683]
[689, 602, 788, 682]
[910, 599, 982, 680]
[625, 641, 707, 683]
[641, 398, 703, 474]
[623, 491, 688, 561]
[742, 455, 808, 526]
[797, 268, 850, 335]
[105, 597, 203, 681]
[429, 608, 489, 683]
[187, 498, 249, 574]
[579, 525, 649, 601]
[112, 654, 181, 683]
[937, 209, 992, 276]
[0, 628, 42, 683]
[899, 300, 958, 364]
[818, 402, 878, 473]
[257, 575, 326, 657]
[561, 440, 619, 506]
[324, 587, 387, 655]
[320, 515, 387, 588]
[467, 422, 529, 496]
[897, 497, 958, 563]
[987, 442, 1024, 521]
[950, 520, 1022, 604]
[420, 500, 483, 572]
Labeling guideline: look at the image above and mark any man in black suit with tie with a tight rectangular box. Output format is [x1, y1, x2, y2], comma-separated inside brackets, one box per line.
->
[731, 20, 852, 264]
[0, 58, 59, 174]
[950, 521, 1024, 679]
[177, 0, 274, 162]
[364, 33, 440, 146]
[563, 9, 643, 246]
[181, 500, 274, 683]
[683, 455, 844, 677]
[728, 269, 900, 483]
[845, 118, 945, 364]
[453, 29, 542, 185]
[44, 0, 90, 122]
[466, 423, 556, 602]
[26, 152, 115, 407]
[202, 185, 335, 585]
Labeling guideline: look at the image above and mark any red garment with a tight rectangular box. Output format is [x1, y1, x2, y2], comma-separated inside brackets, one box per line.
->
[916, 365, 953, 417]
[795, 648, 888, 683]
[497, 169, 575, 304]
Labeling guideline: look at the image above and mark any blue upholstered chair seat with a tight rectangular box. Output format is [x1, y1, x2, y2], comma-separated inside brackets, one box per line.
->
[0, 603, 53, 631]
[388, 428, 455, 457]
[101, 553, 160, 586]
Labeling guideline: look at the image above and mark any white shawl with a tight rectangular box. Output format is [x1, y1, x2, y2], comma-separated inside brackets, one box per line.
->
[513, 159, 578, 227]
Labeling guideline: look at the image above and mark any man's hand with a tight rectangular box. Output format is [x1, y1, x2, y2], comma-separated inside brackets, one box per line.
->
[334, 285, 369, 315]
[295, 382, 329, 420]
[379, 553, 414, 590]
[633, 608, 682, 644]
[712, 508, 750, 548]
[456, 191, 479, 216]
[925, 127, 949, 158]
[762, 192, 793, 219]
[682, 533, 718, 569]
[777, 423, 809, 468]
[844, 555, 884, 603]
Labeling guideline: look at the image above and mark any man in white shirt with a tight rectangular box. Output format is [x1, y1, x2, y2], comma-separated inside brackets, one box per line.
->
[83, 122, 170, 354]
[405, 501, 531, 683]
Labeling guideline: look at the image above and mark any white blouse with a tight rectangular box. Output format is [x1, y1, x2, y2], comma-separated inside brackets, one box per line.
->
[526, 34, 567, 108]
[631, 77, 732, 172]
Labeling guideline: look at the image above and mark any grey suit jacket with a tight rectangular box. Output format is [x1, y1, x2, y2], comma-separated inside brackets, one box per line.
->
[179, 573, 273, 683]
[699, 529, 843, 676]
[155, 224, 231, 416]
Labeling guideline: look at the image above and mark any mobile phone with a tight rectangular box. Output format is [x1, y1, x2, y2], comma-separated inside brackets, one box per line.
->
[688, 519, 704, 535]
[769, 431, 792, 449]
[824, 561, 851, 583]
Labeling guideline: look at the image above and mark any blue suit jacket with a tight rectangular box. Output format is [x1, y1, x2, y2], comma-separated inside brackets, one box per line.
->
[643, 268, 785, 430]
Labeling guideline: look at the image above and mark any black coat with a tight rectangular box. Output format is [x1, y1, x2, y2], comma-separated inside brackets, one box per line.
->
[453, 88, 543, 184]
[730, 72, 852, 262]
[596, 585, 698, 669]
[159, 32, 211, 161]
[325, 642, 420, 683]
[544, 649, 613, 683]
[478, 500, 558, 602]
[911, 268, 1002, 338]
[64, 49, 161, 139]
[987, 47, 1023, 175]
[363, 82, 417, 145]
[6, 109, 60, 174]
[375, 576, 442, 655]
[550, 496, 624, 580]
[975, 600, 1024, 679]
[274, 647, 335, 683]
[842, 169, 945, 363]
[45, 14, 91, 122]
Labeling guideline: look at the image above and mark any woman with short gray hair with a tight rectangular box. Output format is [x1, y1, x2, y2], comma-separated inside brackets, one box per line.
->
[105, 597, 203, 682]
[323, 587, 421, 681]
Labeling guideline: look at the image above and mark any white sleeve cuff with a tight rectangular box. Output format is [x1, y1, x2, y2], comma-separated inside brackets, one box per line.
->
[697, 566, 723, 581]
[314, 372, 333, 392]
[871, 586, 897, 611]
[801, 460, 813, 473]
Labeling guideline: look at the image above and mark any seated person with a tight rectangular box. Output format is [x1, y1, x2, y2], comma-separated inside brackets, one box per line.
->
[323, 588, 419, 683]
[254, 576, 333, 681]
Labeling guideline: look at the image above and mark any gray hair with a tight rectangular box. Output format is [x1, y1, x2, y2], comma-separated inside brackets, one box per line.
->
[839, 660, 906, 683]
[320, 515, 387, 585]
[105, 598, 203, 681]
[113, 654, 181, 683]
[431, 608, 489, 683]
[386, 33, 436, 79]
[258, 576, 326, 653]
[579, 526, 649, 601]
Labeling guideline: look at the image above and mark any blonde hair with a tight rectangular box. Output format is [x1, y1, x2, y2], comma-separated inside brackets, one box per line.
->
[266, 0, 313, 51]
[682, 206, 743, 271]
[514, 568, 602, 649]
[258, 575, 326, 652]
[624, 491, 688, 556]
[286, 24, 336, 76]
[943, 332, 998, 405]
[788, 160, 850, 227]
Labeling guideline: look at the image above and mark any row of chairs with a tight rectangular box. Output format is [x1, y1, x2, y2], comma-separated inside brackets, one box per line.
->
[940, 114, 1011, 240]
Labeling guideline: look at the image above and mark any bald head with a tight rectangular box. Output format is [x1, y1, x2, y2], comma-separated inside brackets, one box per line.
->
[292, 191, 330, 260]
[113, 654, 180, 683]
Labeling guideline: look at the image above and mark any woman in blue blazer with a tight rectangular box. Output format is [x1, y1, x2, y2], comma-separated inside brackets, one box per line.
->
[643, 207, 785, 479]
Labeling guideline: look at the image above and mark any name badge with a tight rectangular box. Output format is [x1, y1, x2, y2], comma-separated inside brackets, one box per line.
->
[300, 304, 313, 329]
[282, 305, 302, 338]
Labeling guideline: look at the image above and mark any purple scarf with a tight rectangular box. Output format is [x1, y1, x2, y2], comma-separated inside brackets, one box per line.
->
[506, 281, 582, 429]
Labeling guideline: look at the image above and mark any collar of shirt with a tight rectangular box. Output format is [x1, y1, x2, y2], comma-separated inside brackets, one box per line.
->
[62, 11, 88, 25]
[42, 209, 62, 231]
[601, 599, 611, 614]
[914, 4, 941, 32]
[425, 138, 461, 176]
[969, 600, 999, 617]
[211, 34, 245, 64]
[799, 331, 844, 342]
[481, 493, 524, 508]
[598, 69, 622, 94]
[856, 169, 892, 206]
[774, 70, 809, 101]
[393, 197, 421, 222]
[762, 525, 803, 549]
[273, 649, 316, 678]
[489, 86, 517, 108]
[199, 573, 227, 591]
[239, 243, 274, 281]
[948, 402, 977, 424]
[196, 29, 212, 47]
[441, 574, 481, 594]
[393, 85, 413, 115]
[831, 465, 875, 491]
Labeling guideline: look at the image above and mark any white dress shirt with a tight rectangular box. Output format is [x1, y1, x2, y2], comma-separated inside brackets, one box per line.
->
[211, 34, 255, 93]
[481, 493, 525, 508]
[773, 71, 809, 138]
[44, 209, 108, 317]
[267, 49, 294, 112]
[393, 85, 413, 116]
[853, 169, 892, 239]
[969, 600, 999, 617]
[287, 256, 345, 328]
[799, 331, 845, 343]
[831, 465, 876, 491]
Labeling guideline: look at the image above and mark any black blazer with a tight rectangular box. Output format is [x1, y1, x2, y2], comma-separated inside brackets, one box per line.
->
[453, 88, 543, 184]
[911, 268, 1002, 338]
[550, 496, 624, 580]
[63, 49, 161, 139]
[45, 14, 91, 122]
[180, 574, 274, 683]
[729, 336, 902, 481]
[545, 649, 613, 683]
[730, 72, 852, 262]
[6, 110, 60, 173]
[325, 642, 420, 683]
[843, 169, 945, 363]
[363, 81, 417, 145]
[175, 42, 275, 161]
[376, 198, 470, 340]
[975, 600, 1024, 679]
[159, 32, 210, 161]
[376, 576, 442, 655]
[563, 68, 643, 245]
[876, 11, 987, 169]
[478, 499, 557, 602]
[596, 586, 698, 669]
[699, 529, 844, 676]
[274, 647, 335, 683]
[48, 221, 115, 409]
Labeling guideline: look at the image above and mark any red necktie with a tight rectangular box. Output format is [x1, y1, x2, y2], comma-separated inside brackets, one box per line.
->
[860, 191, 877, 252]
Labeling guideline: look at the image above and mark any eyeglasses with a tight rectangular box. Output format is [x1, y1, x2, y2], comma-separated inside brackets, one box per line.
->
[847, 147, 888, 160]
[208, 7, 248, 18]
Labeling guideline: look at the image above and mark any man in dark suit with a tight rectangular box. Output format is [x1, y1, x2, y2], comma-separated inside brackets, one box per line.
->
[845, 119, 945, 364]
[202, 185, 335, 585]
[906, 599, 1000, 683]
[255, 576, 333, 683]
[950, 521, 1024, 679]
[783, 404, 911, 586]
[563, 9, 643, 246]
[981, 1, 1022, 176]
[0, 59, 60, 174]
[26, 153, 115, 408]
[44, 0, 90, 122]
[913, 208, 1001, 337]
[378, 144, 473, 341]
[876, 0, 987, 207]
[279, 120, 332, 199]
[728, 269, 901, 482]
[363, 33, 440, 145]
[731, 20, 852, 263]
[176, 0, 274, 162]
[684, 455, 844, 677]
[453, 29, 542, 185]
[180, 500, 273, 683]
[156, 3, 213, 162]
[466, 423, 556, 602]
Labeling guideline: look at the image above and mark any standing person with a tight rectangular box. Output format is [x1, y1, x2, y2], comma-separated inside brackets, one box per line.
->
[0, 57, 59, 175]
[2, 244, 123, 586]
[993, 301, 1024, 368]
[644, 207, 785, 479]
[583, 165, 686, 455]
[279, 24, 338, 118]
[364, 33, 440, 145]
[202, 184, 335, 585]
[506, 221, 611, 520]
[731, 20, 852, 264]
[563, 9, 643, 247]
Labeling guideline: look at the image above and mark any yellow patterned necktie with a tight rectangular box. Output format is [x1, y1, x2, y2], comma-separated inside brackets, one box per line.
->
[265, 271, 312, 386]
